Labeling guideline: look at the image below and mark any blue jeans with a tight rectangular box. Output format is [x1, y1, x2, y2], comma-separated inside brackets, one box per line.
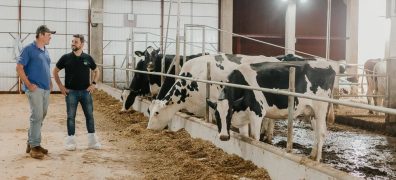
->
[66, 90, 96, 136]
[26, 88, 50, 147]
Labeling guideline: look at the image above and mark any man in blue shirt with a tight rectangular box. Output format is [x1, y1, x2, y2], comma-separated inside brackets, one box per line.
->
[16, 25, 55, 159]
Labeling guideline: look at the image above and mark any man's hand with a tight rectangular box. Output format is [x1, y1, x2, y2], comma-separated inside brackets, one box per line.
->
[87, 84, 96, 94]
[27, 83, 37, 92]
[59, 85, 69, 96]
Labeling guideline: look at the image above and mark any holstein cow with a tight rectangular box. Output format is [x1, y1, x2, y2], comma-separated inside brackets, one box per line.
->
[364, 58, 382, 114]
[146, 54, 280, 130]
[121, 46, 204, 111]
[206, 60, 336, 162]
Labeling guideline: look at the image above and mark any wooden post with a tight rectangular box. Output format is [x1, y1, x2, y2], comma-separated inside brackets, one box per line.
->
[287, 67, 295, 153]
[206, 61, 211, 123]
[112, 56, 116, 88]
[386, 58, 396, 135]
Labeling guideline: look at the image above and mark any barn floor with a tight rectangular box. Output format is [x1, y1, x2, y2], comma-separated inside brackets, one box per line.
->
[334, 104, 388, 134]
[0, 92, 270, 179]
[0, 94, 143, 179]
[272, 120, 396, 179]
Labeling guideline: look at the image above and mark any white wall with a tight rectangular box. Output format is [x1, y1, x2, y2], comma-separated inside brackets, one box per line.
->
[0, 1, 19, 91]
[102, 0, 219, 87]
[0, 0, 89, 91]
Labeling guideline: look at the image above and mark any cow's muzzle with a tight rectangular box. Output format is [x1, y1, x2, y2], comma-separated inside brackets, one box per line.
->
[219, 135, 230, 141]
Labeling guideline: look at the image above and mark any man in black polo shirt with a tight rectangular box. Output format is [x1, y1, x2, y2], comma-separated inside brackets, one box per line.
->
[53, 34, 101, 151]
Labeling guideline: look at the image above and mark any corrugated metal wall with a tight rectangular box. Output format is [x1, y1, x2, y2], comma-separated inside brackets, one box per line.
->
[0, 0, 19, 91]
[102, 0, 219, 86]
[0, 0, 89, 92]
[0, 0, 218, 91]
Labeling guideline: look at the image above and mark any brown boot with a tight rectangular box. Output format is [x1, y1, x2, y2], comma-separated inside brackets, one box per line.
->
[37, 146, 48, 154]
[30, 147, 44, 159]
[26, 144, 48, 155]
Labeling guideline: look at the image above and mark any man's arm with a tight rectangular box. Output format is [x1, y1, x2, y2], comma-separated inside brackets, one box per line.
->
[16, 64, 37, 92]
[87, 67, 100, 93]
[92, 67, 100, 84]
[53, 67, 67, 96]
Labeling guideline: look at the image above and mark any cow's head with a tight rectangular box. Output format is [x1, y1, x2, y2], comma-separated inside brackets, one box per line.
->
[120, 88, 138, 112]
[207, 95, 241, 141]
[147, 100, 175, 130]
[135, 46, 160, 72]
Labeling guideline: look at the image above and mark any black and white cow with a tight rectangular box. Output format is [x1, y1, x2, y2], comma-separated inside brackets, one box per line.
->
[147, 54, 280, 129]
[121, 46, 205, 111]
[206, 60, 336, 162]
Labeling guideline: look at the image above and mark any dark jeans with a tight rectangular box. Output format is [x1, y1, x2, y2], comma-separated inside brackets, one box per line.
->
[66, 90, 95, 136]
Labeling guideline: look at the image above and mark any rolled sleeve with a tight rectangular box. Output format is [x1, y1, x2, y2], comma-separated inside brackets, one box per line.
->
[18, 47, 30, 66]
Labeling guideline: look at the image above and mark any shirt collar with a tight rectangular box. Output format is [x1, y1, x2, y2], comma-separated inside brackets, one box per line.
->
[33, 41, 46, 51]
[71, 51, 84, 58]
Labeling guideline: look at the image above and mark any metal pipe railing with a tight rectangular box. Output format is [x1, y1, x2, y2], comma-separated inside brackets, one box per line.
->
[97, 64, 396, 115]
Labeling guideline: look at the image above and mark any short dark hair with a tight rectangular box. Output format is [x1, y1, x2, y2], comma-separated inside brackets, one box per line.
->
[73, 34, 85, 43]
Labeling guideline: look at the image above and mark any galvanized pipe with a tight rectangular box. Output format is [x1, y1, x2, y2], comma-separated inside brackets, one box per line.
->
[96, 64, 396, 115]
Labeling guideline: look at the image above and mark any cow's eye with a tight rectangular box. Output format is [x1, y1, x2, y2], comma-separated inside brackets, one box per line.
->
[155, 112, 159, 116]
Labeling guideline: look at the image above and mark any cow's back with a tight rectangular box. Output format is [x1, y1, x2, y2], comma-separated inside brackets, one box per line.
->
[364, 59, 381, 74]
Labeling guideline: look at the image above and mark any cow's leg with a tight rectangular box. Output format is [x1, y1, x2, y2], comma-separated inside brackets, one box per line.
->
[239, 125, 249, 137]
[248, 113, 263, 141]
[260, 118, 274, 144]
[310, 104, 327, 162]
[266, 118, 274, 144]
[326, 103, 335, 125]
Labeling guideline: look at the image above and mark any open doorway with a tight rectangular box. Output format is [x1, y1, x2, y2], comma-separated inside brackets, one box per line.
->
[358, 0, 388, 64]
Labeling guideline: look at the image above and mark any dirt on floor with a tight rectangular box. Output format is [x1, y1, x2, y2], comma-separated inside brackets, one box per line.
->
[93, 90, 271, 180]
[0, 91, 270, 179]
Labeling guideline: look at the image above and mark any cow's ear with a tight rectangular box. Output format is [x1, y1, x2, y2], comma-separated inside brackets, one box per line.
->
[233, 97, 244, 109]
[206, 99, 217, 109]
[135, 51, 144, 57]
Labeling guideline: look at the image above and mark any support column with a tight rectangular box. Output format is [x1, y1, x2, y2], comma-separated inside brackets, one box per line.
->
[219, 0, 233, 54]
[90, 0, 104, 82]
[285, 0, 296, 55]
[345, 0, 359, 94]
[386, 58, 396, 135]
[385, 0, 396, 135]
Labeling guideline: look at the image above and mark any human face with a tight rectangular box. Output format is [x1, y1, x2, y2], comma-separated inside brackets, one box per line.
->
[39, 32, 52, 45]
[71, 37, 83, 52]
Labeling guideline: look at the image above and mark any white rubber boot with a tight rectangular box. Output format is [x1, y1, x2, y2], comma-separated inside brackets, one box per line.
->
[65, 135, 77, 151]
[87, 133, 101, 149]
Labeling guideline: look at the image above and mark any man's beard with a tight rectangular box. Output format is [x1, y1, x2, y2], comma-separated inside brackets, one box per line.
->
[72, 46, 81, 52]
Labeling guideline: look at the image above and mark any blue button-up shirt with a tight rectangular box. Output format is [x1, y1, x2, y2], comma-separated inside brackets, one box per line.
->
[18, 41, 51, 91]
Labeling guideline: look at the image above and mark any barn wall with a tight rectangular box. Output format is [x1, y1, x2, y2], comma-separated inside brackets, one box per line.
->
[0, 0, 89, 92]
[102, 0, 219, 87]
[233, 0, 346, 60]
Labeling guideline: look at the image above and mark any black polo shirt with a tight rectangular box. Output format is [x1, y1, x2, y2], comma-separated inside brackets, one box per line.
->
[56, 52, 97, 90]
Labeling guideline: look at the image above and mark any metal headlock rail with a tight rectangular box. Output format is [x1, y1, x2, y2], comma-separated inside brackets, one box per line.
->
[97, 64, 396, 116]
